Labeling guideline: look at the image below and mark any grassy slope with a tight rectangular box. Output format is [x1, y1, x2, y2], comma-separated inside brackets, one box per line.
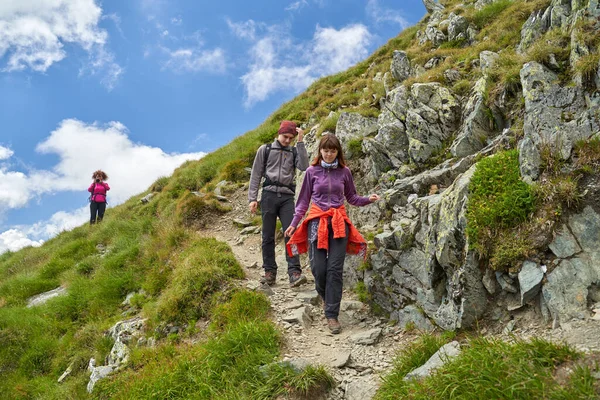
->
[1, 0, 599, 397]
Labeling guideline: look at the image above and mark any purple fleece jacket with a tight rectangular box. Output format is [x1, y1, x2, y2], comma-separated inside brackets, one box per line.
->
[291, 165, 371, 228]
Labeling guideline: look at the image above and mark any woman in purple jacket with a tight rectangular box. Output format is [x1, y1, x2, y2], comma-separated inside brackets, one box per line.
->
[88, 170, 110, 225]
[285, 134, 379, 333]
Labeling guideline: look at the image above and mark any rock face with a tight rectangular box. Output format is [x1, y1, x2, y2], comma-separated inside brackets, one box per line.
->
[328, 0, 600, 333]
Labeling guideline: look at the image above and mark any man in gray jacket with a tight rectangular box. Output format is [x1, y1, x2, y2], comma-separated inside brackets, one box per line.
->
[249, 120, 309, 287]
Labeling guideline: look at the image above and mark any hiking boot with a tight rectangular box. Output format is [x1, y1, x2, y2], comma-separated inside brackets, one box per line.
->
[289, 272, 307, 288]
[260, 271, 276, 286]
[327, 318, 341, 334]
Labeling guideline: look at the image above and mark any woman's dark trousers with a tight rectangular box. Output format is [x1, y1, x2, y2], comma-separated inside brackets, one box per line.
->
[90, 201, 106, 224]
[309, 220, 349, 319]
[261, 190, 302, 278]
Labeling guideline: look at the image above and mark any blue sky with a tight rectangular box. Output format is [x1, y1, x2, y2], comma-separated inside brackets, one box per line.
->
[0, 0, 425, 253]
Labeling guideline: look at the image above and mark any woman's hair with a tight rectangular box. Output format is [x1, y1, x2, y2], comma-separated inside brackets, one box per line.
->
[92, 170, 108, 180]
[311, 134, 346, 167]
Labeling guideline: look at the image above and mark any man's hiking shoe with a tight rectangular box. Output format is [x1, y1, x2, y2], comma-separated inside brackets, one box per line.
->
[289, 272, 307, 287]
[327, 318, 341, 334]
[260, 271, 276, 286]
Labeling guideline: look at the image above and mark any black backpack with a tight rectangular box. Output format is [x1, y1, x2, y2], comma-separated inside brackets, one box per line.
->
[262, 143, 298, 191]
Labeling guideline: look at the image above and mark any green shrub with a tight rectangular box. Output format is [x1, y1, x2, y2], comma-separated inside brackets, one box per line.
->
[574, 53, 600, 85]
[221, 158, 250, 183]
[176, 193, 229, 228]
[150, 176, 170, 192]
[347, 138, 365, 158]
[376, 337, 591, 400]
[471, 0, 513, 29]
[155, 237, 242, 324]
[466, 150, 534, 258]
[209, 290, 270, 331]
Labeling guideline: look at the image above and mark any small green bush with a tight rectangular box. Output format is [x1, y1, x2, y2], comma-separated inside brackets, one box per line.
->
[471, 0, 513, 29]
[221, 158, 250, 183]
[466, 150, 534, 258]
[347, 138, 365, 158]
[150, 176, 170, 192]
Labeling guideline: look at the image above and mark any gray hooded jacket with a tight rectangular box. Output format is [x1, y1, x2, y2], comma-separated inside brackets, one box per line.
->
[248, 139, 309, 202]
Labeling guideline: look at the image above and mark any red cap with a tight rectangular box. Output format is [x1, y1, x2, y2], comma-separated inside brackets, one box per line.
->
[278, 120, 297, 136]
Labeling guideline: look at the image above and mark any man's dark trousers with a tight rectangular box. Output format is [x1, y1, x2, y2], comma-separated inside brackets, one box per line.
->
[260, 190, 301, 277]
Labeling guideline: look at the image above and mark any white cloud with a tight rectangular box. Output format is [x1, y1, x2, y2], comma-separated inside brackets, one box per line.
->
[0, 119, 206, 211]
[0, 229, 43, 254]
[171, 16, 182, 26]
[237, 22, 372, 107]
[226, 18, 264, 41]
[0, 119, 207, 253]
[312, 24, 373, 75]
[285, 1, 309, 11]
[366, 0, 410, 29]
[0, 0, 122, 89]
[0, 145, 13, 160]
[163, 47, 227, 73]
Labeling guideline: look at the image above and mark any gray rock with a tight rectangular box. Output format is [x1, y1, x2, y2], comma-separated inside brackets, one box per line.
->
[329, 351, 351, 368]
[519, 261, 544, 305]
[214, 180, 229, 196]
[404, 341, 461, 380]
[479, 51, 499, 73]
[233, 218, 252, 227]
[296, 290, 320, 305]
[518, 136, 542, 183]
[521, 62, 592, 164]
[391, 51, 412, 83]
[350, 328, 383, 345]
[87, 363, 114, 393]
[543, 256, 600, 321]
[393, 304, 435, 332]
[27, 286, 67, 308]
[482, 268, 498, 295]
[422, 0, 444, 13]
[518, 9, 550, 53]
[336, 112, 378, 149]
[240, 226, 260, 235]
[549, 226, 581, 258]
[282, 306, 312, 329]
[496, 272, 518, 293]
[345, 375, 380, 400]
[450, 78, 497, 157]
[447, 13, 469, 42]
[140, 193, 154, 204]
[444, 68, 462, 83]
[568, 206, 600, 253]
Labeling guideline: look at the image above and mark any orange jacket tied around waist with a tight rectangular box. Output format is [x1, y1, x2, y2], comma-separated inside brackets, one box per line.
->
[286, 204, 367, 258]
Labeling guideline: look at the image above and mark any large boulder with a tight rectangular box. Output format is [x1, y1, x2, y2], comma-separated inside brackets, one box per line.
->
[520, 62, 593, 181]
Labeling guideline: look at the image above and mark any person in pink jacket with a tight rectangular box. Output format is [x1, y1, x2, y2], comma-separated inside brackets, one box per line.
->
[88, 170, 110, 225]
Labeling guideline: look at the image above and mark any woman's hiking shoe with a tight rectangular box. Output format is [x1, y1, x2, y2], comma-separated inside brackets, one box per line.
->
[260, 271, 276, 286]
[289, 272, 307, 287]
[327, 318, 341, 334]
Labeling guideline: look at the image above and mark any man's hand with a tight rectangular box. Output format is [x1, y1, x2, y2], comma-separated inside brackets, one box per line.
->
[284, 226, 296, 237]
[249, 201, 258, 214]
[296, 127, 304, 142]
[368, 194, 380, 202]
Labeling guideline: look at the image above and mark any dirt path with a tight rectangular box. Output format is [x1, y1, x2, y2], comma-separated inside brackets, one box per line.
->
[199, 187, 418, 398]
[200, 186, 600, 398]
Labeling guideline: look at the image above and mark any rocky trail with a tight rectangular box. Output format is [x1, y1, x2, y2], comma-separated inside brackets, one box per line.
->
[201, 186, 419, 399]
[200, 185, 600, 398]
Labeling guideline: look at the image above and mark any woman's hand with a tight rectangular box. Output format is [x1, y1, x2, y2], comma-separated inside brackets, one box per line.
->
[284, 226, 296, 237]
[369, 194, 380, 202]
